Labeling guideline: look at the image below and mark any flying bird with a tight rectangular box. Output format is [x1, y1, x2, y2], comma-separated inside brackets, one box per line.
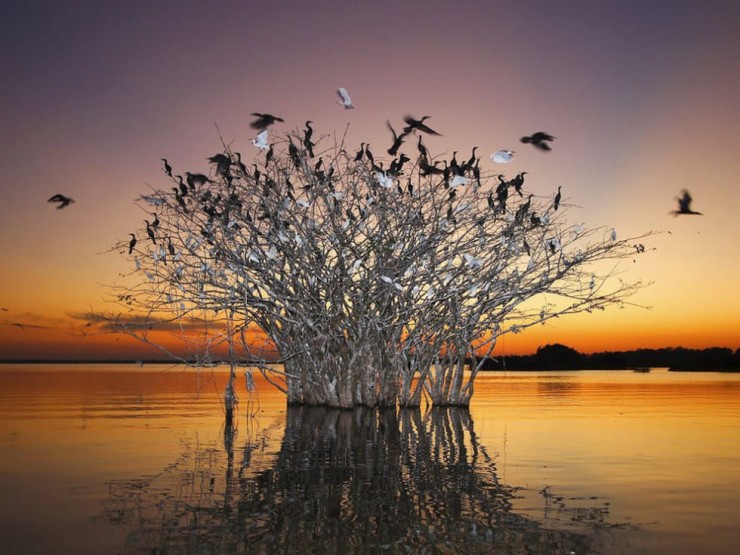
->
[521, 131, 555, 151]
[252, 129, 269, 150]
[491, 150, 514, 163]
[386, 121, 408, 156]
[337, 87, 355, 109]
[249, 113, 284, 130]
[48, 194, 74, 209]
[403, 115, 441, 136]
[671, 189, 703, 216]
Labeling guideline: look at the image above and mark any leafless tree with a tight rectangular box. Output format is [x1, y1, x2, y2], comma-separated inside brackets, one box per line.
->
[110, 124, 652, 409]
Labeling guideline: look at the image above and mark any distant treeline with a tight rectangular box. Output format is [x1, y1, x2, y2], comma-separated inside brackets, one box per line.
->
[479, 344, 740, 372]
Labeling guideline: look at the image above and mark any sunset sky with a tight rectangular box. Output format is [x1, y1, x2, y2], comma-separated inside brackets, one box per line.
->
[1, 0, 738, 360]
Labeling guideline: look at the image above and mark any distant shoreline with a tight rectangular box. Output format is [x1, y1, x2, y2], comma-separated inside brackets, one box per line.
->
[1, 343, 738, 372]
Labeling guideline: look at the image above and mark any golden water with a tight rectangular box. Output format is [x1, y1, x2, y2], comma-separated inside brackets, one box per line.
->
[0, 364, 738, 554]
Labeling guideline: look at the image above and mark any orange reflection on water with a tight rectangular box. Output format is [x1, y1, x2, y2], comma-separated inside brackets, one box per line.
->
[471, 370, 740, 553]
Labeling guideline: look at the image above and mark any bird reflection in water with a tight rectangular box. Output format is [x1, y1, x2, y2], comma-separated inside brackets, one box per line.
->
[103, 408, 620, 554]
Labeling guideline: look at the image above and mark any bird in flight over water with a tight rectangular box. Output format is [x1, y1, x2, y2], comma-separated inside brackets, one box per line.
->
[250, 113, 284, 130]
[48, 194, 74, 209]
[671, 189, 703, 216]
[521, 131, 555, 151]
[337, 87, 355, 109]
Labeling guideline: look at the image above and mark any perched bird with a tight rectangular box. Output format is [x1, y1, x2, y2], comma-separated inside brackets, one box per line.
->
[145, 220, 156, 244]
[185, 172, 210, 189]
[207, 153, 231, 176]
[515, 194, 533, 223]
[610, 228, 617, 241]
[364, 144, 375, 166]
[403, 115, 441, 136]
[304, 120, 314, 143]
[176, 175, 188, 195]
[128, 233, 137, 254]
[671, 189, 703, 216]
[288, 140, 302, 168]
[252, 129, 269, 150]
[48, 194, 74, 209]
[419, 157, 443, 176]
[354, 143, 366, 161]
[521, 131, 555, 151]
[250, 113, 283, 130]
[416, 135, 428, 158]
[337, 87, 355, 109]
[491, 150, 514, 163]
[508, 172, 527, 197]
[161, 158, 173, 177]
[554, 186, 562, 211]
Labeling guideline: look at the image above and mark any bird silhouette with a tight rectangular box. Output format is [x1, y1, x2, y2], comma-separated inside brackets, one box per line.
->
[145, 220, 156, 244]
[161, 158, 173, 177]
[554, 186, 562, 211]
[508, 172, 527, 197]
[128, 233, 137, 254]
[521, 132, 555, 151]
[207, 153, 231, 177]
[671, 189, 703, 216]
[515, 194, 533, 223]
[303, 121, 315, 156]
[416, 135, 429, 158]
[386, 121, 409, 156]
[250, 113, 284, 130]
[403, 115, 441, 136]
[337, 87, 354, 109]
[48, 194, 74, 209]
[185, 172, 210, 189]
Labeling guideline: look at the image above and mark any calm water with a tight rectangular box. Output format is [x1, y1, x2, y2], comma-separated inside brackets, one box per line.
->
[0, 364, 738, 554]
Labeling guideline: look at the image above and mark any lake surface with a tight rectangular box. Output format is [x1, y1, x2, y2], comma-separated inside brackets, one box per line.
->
[0, 364, 738, 554]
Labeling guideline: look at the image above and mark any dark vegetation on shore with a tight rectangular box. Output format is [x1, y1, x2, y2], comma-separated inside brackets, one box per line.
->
[2, 345, 739, 371]
[479, 344, 740, 372]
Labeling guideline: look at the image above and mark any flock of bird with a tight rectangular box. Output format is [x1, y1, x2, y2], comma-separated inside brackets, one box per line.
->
[46, 86, 704, 228]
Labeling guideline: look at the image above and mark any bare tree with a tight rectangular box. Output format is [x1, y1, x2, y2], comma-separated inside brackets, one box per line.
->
[110, 123, 652, 409]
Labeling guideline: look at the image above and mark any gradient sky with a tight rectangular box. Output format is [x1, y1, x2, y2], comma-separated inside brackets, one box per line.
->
[1, 0, 738, 360]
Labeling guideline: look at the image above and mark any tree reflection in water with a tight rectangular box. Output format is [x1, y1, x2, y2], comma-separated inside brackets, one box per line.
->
[104, 408, 616, 554]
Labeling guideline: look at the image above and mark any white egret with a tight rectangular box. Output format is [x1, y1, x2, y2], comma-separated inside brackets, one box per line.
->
[252, 130, 269, 150]
[376, 171, 394, 189]
[337, 87, 354, 109]
[491, 150, 514, 163]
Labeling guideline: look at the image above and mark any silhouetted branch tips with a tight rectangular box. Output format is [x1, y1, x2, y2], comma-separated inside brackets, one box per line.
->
[110, 120, 652, 409]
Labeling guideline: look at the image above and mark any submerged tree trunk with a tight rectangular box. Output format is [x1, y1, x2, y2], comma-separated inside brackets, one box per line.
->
[224, 363, 237, 426]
